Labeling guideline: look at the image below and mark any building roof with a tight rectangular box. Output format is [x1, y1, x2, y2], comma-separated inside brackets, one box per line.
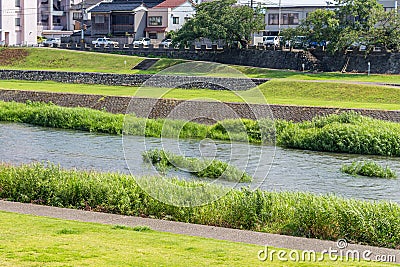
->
[90, 0, 163, 12]
[70, 0, 104, 11]
[154, 0, 193, 8]
[238, 0, 330, 8]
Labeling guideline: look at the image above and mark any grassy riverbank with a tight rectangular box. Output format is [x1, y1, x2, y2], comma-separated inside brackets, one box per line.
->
[0, 212, 388, 266]
[1, 48, 400, 84]
[1, 101, 400, 157]
[0, 163, 399, 249]
[2, 79, 400, 110]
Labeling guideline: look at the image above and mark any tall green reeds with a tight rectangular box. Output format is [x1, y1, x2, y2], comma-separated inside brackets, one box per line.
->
[341, 161, 397, 179]
[1, 101, 400, 157]
[0, 163, 399, 249]
[142, 148, 252, 182]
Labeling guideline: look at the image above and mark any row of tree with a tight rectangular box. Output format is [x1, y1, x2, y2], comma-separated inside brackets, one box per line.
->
[173, 0, 400, 53]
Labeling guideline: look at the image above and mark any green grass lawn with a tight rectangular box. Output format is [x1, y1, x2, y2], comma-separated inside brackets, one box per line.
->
[1, 48, 144, 74]
[0, 211, 393, 267]
[2, 48, 400, 83]
[2, 79, 400, 110]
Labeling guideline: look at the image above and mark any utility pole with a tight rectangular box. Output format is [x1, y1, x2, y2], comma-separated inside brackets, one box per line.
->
[81, 0, 85, 43]
[278, 0, 281, 35]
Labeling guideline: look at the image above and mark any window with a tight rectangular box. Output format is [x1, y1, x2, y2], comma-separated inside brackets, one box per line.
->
[73, 12, 82, 20]
[281, 13, 299, 25]
[149, 16, 162, 26]
[15, 18, 21, 26]
[95, 15, 105, 24]
[112, 15, 133, 25]
[268, 14, 279, 25]
[15, 0, 20, 7]
[148, 32, 157, 39]
[172, 17, 179, 24]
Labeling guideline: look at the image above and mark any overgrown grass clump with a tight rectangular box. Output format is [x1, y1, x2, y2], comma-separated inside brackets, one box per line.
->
[277, 112, 400, 156]
[1, 163, 399, 249]
[142, 149, 252, 182]
[341, 161, 397, 179]
[1, 101, 400, 157]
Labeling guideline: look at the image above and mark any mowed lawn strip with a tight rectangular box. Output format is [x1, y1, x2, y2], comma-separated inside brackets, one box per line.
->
[0, 211, 392, 267]
[1, 79, 400, 110]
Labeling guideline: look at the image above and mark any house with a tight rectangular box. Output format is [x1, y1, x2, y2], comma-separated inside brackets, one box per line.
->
[261, 0, 331, 36]
[379, 0, 399, 11]
[89, 0, 164, 39]
[68, 0, 104, 32]
[0, 0, 38, 46]
[146, 0, 195, 41]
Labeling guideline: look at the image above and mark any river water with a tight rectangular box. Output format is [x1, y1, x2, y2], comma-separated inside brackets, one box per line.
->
[1, 122, 399, 203]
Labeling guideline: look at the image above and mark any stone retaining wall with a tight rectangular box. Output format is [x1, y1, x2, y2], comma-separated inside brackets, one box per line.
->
[59, 44, 400, 74]
[0, 70, 268, 91]
[1, 89, 400, 123]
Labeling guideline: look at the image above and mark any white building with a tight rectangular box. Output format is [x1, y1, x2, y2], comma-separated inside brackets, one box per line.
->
[0, 0, 38, 45]
[146, 0, 195, 41]
[37, 0, 75, 37]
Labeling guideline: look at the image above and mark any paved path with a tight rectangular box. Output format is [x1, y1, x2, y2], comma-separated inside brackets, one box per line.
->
[0, 200, 398, 264]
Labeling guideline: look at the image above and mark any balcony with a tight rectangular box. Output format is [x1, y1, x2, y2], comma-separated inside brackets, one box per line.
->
[52, 10, 64, 16]
[112, 24, 134, 34]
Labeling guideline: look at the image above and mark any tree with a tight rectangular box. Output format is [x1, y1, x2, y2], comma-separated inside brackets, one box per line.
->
[173, 0, 265, 47]
[369, 11, 400, 51]
[299, 9, 339, 44]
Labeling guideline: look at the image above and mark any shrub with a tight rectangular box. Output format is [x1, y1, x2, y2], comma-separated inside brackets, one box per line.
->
[142, 148, 252, 182]
[341, 161, 397, 179]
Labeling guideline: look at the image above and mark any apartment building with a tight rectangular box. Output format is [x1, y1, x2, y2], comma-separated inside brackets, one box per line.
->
[0, 0, 37, 45]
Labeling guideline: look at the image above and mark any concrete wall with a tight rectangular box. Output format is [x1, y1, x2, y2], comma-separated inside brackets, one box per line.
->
[1, 90, 400, 123]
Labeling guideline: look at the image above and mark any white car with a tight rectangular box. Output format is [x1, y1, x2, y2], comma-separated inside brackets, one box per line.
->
[133, 37, 151, 46]
[263, 36, 280, 47]
[160, 39, 172, 47]
[43, 38, 61, 47]
[92, 37, 119, 46]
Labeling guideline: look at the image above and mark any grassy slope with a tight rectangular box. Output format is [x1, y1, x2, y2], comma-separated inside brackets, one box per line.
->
[0, 211, 388, 267]
[1, 48, 400, 83]
[2, 79, 400, 110]
[1, 48, 144, 74]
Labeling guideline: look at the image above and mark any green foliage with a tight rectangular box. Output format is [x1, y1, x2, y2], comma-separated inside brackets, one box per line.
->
[341, 161, 397, 179]
[142, 148, 252, 182]
[0, 163, 399, 248]
[173, 0, 265, 47]
[277, 112, 400, 156]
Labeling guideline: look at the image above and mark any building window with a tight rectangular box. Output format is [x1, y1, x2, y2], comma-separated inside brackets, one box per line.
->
[73, 12, 83, 20]
[149, 16, 162, 26]
[148, 32, 157, 39]
[15, 18, 21, 26]
[15, 0, 20, 7]
[281, 13, 299, 25]
[95, 15, 105, 24]
[172, 17, 179, 24]
[268, 14, 279, 25]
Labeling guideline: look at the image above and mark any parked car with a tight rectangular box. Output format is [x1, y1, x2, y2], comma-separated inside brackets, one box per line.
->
[43, 38, 61, 47]
[0, 40, 5, 47]
[263, 36, 280, 47]
[132, 37, 151, 46]
[160, 38, 172, 47]
[92, 37, 119, 46]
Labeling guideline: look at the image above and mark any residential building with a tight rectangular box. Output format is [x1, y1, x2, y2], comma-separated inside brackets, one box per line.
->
[0, 0, 38, 45]
[379, 0, 399, 11]
[89, 0, 163, 39]
[37, 0, 74, 37]
[261, 0, 330, 36]
[68, 0, 104, 31]
[146, 0, 195, 41]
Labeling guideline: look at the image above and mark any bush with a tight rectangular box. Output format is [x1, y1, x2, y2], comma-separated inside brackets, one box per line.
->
[0, 163, 399, 249]
[142, 148, 252, 182]
[341, 161, 397, 179]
